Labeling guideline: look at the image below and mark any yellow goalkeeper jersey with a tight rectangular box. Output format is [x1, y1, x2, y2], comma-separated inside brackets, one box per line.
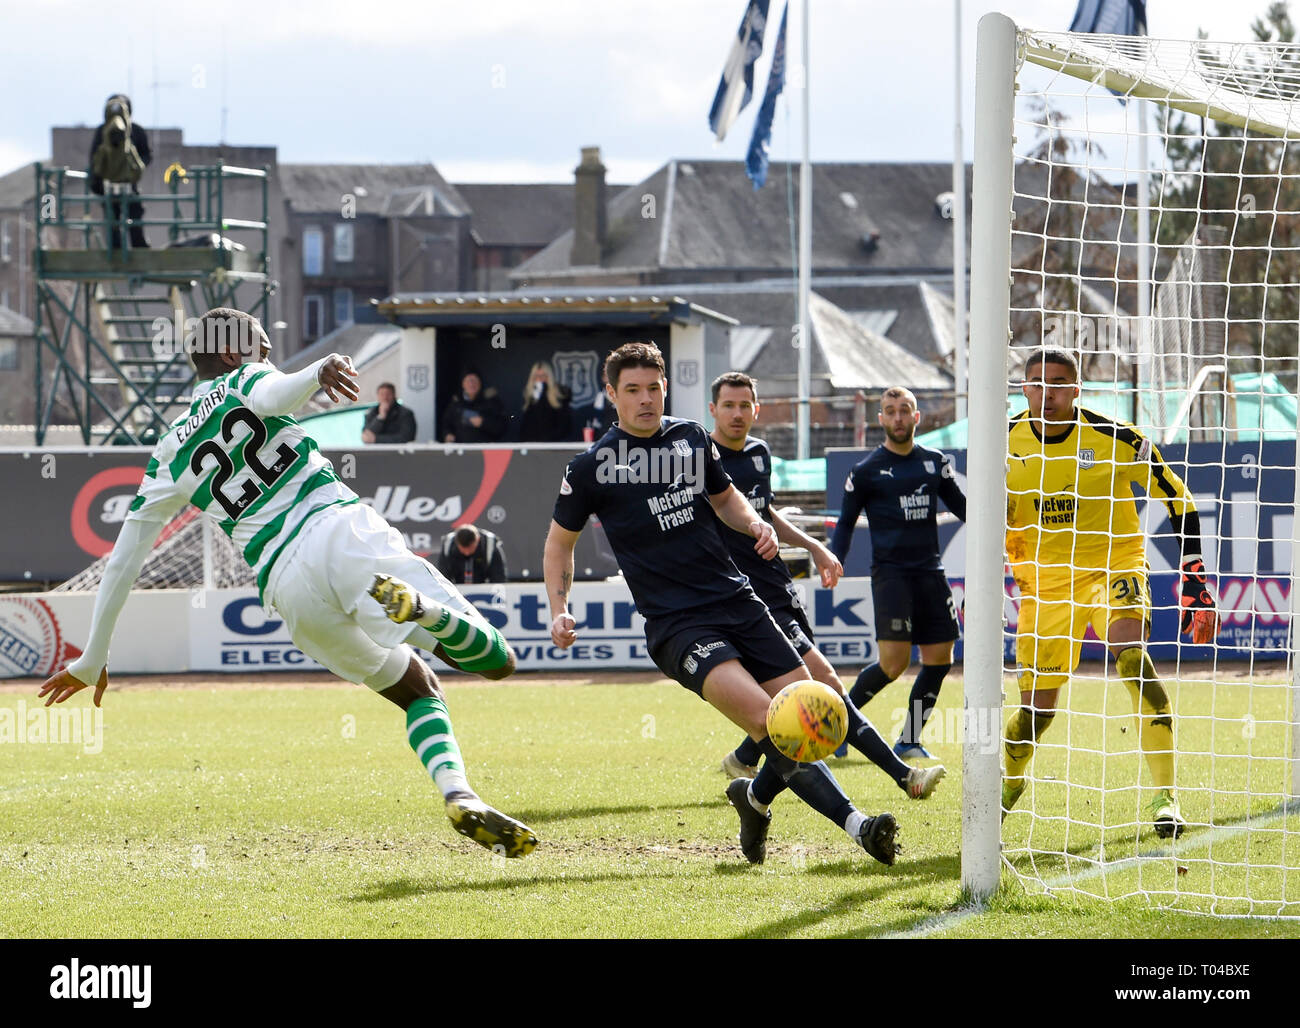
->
[1005, 406, 1195, 575]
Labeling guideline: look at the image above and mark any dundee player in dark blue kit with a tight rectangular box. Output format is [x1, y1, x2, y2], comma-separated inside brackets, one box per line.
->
[830, 386, 966, 760]
[544, 343, 900, 866]
[708, 373, 944, 801]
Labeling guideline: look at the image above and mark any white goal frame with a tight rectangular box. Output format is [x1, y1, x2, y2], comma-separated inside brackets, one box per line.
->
[963, 12, 1300, 903]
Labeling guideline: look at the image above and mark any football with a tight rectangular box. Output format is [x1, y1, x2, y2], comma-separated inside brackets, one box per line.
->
[765, 680, 849, 763]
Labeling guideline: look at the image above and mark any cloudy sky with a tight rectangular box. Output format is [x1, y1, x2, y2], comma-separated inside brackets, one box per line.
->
[0, 0, 1279, 183]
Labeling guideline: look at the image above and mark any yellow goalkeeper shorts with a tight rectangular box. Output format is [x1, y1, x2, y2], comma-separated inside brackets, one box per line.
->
[1013, 566, 1151, 678]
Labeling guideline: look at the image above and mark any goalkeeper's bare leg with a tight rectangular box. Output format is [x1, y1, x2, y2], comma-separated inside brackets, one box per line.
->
[1109, 616, 1184, 839]
[377, 648, 537, 858]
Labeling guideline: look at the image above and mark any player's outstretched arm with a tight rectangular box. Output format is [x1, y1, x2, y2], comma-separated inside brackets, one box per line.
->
[771, 507, 842, 587]
[244, 354, 359, 416]
[543, 520, 582, 648]
[937, 453, 967, 521]
[828, 473, 866, 563]
[39, 517, 165, 706]
[708, 485, 778, 560]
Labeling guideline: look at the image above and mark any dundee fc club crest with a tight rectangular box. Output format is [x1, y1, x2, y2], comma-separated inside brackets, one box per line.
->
[406, 365, 430, 392]
[554, 350, 600, 407]
[1079, 448, 1095, 469]
[676, 360, 700, 387]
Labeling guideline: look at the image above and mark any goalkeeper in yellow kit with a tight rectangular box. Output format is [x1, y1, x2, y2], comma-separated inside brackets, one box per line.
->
[1002, 349, 1220, 838]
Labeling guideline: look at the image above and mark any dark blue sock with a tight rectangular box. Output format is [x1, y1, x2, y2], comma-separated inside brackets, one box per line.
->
[753, 737, 856, 827]
[752, 736, 795, 806]
[784, 761, 856, 829]
[733, 735, 762, 767]
[849, 663, 893, 708]
[845, 702, 910, 787]
[900, 663, 950, 746]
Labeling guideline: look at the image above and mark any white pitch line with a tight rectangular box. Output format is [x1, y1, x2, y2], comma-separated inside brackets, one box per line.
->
[885, 802, 1300, 939]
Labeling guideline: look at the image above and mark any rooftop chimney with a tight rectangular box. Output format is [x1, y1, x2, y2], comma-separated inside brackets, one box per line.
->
[571, 146, 607, 267]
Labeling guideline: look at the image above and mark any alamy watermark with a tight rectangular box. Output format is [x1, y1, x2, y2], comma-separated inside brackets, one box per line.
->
[0, 699, 103, 754]
[887, 702, 1001, 755]
[148, 310, 266, 358]
[1041, 313, 1158, 370]
[593, 439, 706, 491]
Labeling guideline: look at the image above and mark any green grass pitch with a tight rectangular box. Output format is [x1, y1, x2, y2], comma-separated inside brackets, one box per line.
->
[2, 668, 1299, 938]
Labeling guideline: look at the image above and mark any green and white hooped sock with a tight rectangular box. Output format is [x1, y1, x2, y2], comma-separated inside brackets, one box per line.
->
[415, 600, 510, 673]
[406, 696, 470, 799]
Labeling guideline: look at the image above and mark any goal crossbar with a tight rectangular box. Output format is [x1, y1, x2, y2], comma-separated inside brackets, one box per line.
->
[1022, 30, 1300, 139]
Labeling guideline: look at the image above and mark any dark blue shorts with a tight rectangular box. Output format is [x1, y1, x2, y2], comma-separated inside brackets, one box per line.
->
[767, 601, 815, 656]
[871, 568, 960, 645]
[646, 590, 804, 696]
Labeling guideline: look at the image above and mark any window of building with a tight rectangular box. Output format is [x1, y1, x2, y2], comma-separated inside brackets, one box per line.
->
[303, 228, 324, 276]
[0, 339, 18, 371]
[0, 220, 10, 263]
[334, 223, 354, 263]
[303, 295, 324, 340]
[333, 288, 354, 328]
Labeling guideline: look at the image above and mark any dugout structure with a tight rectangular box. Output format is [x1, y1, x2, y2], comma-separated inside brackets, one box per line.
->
[965, 13, 1300, 915]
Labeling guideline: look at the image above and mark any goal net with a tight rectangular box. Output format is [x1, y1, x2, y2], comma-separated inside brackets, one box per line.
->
[52, 509, 256, 592]
[964, 14, 1300, 917]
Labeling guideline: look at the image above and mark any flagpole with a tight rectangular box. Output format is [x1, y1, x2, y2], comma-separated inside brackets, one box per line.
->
[797, 0, 812, 460]
[953, 0, 967, 423]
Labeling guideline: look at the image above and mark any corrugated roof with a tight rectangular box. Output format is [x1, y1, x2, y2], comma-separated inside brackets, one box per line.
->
[279, 164, 468, 217]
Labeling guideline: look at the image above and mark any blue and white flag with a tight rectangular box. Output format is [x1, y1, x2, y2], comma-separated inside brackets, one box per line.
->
[708, 0, 771, 142]
[1069, 0, 1147, 103]
[1069, 0, 1147, 37]
[745, 1, 788, 189]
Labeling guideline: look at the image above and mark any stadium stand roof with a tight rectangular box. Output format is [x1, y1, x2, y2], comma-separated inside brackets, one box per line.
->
[375, 289, 735, 328]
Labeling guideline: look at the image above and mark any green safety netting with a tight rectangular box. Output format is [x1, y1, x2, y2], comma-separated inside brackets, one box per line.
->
[917, 373, 1297, 449]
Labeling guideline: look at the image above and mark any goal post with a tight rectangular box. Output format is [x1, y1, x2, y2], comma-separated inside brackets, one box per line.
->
[963, 10, 1018, 902]
[965, 12, 1300, 915]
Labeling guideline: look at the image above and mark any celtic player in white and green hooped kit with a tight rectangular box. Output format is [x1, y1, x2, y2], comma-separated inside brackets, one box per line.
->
[42, 307, 537, 858]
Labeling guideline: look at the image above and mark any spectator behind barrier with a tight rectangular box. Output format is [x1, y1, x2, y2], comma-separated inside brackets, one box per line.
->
[442, 370, 507, 444]
[573, 365, 616, 442]
[437, 524, 507, 584]
[516, 361, 574, 442]
[362, 381, 417, 444]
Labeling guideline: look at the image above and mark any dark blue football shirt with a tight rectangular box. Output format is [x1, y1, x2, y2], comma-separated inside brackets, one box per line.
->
[829, 443, 967, 573]
[552, 416, 749, 619]
[714, 436, 802, 612]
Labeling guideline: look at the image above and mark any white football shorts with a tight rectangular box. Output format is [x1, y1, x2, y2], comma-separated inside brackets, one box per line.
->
[264, 502, 490, 687]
